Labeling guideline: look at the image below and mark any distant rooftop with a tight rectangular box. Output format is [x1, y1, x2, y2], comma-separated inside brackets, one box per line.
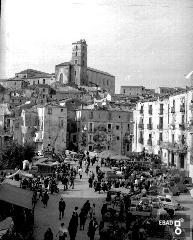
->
[121, 86, 144, 88]
[55, 62, 71, 67]
[16, 69, 52, 79]
[87, 67, 114, 78]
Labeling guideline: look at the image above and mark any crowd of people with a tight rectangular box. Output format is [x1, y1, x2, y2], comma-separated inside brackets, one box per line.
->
[43, 200, 99, 240]
[1, 150, 189, 240]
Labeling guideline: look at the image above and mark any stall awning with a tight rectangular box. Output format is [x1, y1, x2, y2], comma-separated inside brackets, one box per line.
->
[0, 183, 33, 210]
[6, 170, 33, 179]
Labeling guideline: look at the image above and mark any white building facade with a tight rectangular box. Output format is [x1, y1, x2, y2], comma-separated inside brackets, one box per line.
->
[134, 89, 193, 180]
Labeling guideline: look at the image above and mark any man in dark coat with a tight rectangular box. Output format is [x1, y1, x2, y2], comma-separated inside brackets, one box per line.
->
[87, 217, 98, 240]
[59, 198, 66, 220]
[68, 212, 78, 240]
[42, 191, 49, 208]
[44, 228, 53, 240]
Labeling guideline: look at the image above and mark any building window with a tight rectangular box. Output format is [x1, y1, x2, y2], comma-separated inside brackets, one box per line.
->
[43, 79, 45, 84]
[172, 134, 174, 144]
[15, 123, 19, 129]
[75, 52, 77, 56]
[37, 80, 39, 84]
[116, 125, 120, 130]
[75, 70, 76, 76]
[108, 146, 110, 150]
[15, 82, 16, 85]
[60, 119, 64, 127]
[159, 133, 163, 142]
[75, 45, 78, 50]
[88, 134, 93, 142]
[59, 73, 63, 84]
[107, 80, 109, 86]
[83, 60, 84, 65]
[123, 89, 125, 94]
[107, 123, 112, 132]
[43, 95, 45, 98]
[107, 134, 112, 142]
[48, 108, 52, 114]
[88, 122, 94, 132]
[61, 108, 63, 112]
[33, 81, 35, 85]
[182, 115, 185, 124]
[117, 136, 120, 140]
[89, 111, 94, 119]
[119, 116, 121, 119]
[75, 60, 78, 64]
[88, 145, 93, 151]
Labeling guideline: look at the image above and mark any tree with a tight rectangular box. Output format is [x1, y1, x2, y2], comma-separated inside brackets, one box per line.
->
[0, 141, 36, 170]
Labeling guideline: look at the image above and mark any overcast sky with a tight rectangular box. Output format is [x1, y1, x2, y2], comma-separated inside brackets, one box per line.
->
[1, 0, 193, 93]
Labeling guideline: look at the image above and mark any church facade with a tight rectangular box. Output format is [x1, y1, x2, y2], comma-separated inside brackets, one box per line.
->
[55, 39, 115, 94]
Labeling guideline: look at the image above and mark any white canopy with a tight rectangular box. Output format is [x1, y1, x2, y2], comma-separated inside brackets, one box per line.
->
[6, 170, 33, 179]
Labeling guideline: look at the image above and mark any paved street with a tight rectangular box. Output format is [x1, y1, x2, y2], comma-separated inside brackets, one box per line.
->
[33, 163, 193, 240]
[33, 164, 107, 240]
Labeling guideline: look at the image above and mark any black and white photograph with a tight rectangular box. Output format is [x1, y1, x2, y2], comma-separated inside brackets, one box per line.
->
[0, 0, 193, 239]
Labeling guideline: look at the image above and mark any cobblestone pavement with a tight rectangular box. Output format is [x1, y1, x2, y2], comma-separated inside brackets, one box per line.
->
[33, 163, 108, 240]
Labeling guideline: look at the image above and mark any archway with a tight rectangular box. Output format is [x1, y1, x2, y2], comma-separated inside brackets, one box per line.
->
[59, 73, 63, 84]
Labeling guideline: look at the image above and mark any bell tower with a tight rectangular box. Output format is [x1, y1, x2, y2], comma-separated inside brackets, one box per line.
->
[71, 39, 87, 86]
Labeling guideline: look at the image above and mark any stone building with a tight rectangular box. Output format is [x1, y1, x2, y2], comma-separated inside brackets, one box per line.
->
[55, 39, 115, 94]
[35, 103, 67, 154]
[0, 103, 14, 148]
[134, 88, 193, 180]
[76, 108, 133, 155]
[120, 86, 145, 96]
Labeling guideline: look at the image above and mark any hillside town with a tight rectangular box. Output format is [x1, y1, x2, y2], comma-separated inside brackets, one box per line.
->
[0, 39, 193, 240]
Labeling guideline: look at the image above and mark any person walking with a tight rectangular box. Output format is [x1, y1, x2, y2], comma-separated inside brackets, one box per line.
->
[56, 223, 68, 240]
[89, 204, 96, 219]
[78, 167, 83, 179]
[44, 228, 53, 240]
[68, 212, 78, 240]
[79, 209, 87, 230]
[59, 198, 66, 220]
[42, 191, 49, 208]
[69, 175, 75, 189]
[87, 217, 98, 240]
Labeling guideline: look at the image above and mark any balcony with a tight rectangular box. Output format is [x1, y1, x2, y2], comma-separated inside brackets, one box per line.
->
[147, 124, 153, 130]
[180, 105, 185, 113]
[179, 123, 186, 131]
[140, 109, 144, 115]
[157, 124, 163, 130]
[160, 142, 188, 153]
[138, 138, 144, 144]
[138, 123, 144, 130]
[147, 139, 152, 146]
[170, 123, 175, 130]
[171, 107, 175, 113]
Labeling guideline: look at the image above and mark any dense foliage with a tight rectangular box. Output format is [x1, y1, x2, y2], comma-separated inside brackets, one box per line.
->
[0, 142, 36, 170]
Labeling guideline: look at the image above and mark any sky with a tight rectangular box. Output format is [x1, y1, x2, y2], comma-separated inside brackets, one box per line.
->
[0, 0, 193, 93]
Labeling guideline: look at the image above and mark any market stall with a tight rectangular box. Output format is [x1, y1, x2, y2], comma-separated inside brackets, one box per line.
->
[0, 183, 34, 240]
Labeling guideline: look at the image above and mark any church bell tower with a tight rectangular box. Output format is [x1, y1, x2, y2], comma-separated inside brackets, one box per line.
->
[71, 39, 87, 86]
